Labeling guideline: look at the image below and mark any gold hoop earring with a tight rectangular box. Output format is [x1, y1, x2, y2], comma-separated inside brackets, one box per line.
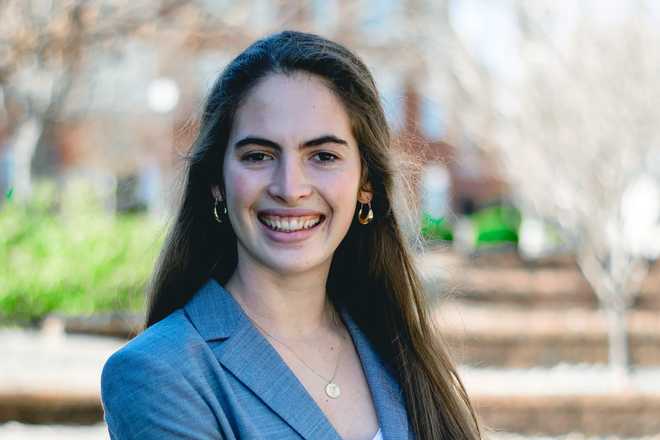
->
[358, 202, 374, 225]
[213, 199, 228, 224]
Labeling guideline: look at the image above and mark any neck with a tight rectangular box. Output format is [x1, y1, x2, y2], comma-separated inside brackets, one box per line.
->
[225, 259, 339, 341]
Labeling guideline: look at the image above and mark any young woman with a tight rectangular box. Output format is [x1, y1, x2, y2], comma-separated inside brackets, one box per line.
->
[102, 31, 481, 440]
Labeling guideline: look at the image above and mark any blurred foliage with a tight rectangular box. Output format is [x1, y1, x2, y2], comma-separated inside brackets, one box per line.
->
[472, 204, 521, 244]
[421, 203, 521, 245]
[421, 213, 454, 242]
[0, 182, 165, 323]
[1, 180, 522, 323]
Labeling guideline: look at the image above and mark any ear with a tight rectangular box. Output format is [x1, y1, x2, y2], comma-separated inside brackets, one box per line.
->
[357, 181, 373, 204]
[211, 185, 223, 201]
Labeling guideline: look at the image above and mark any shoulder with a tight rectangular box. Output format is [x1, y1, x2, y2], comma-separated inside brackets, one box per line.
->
[101, 310, 222, 439]
[102, 309, 199, 376]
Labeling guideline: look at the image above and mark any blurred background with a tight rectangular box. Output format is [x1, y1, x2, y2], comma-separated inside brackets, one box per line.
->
[1, 0, 659, 438]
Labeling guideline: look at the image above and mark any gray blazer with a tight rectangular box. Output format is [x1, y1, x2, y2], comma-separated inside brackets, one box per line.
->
[101, 278, 413, 439]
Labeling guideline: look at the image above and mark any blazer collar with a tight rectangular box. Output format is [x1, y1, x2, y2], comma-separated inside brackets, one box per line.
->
[184, 278, 412, 440]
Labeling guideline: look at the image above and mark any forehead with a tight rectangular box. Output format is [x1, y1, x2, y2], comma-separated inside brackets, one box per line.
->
[230, 72, 355, 144]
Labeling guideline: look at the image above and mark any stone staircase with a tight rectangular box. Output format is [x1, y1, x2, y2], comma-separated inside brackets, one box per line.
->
[2, 250, 659, 438]
[423, 250, 660, 437]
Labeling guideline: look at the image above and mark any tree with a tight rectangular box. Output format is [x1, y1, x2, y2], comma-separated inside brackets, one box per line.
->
[388, 0, 659, 383]
[490, 2, 660, 383]
[0, 0, 190, 202]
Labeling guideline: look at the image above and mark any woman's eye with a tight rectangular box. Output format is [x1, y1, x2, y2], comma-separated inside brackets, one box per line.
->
[313, 152, 339, 163]
[241, 152, 273, 162]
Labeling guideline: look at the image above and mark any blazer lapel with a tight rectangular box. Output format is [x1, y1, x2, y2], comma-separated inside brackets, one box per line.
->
[185, 278, 412, 440]
[184, 279, 342, 440]
[341, 310, 413, 440]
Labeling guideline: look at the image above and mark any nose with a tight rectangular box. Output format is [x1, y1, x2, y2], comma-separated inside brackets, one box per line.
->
[267, 154, 312, 204]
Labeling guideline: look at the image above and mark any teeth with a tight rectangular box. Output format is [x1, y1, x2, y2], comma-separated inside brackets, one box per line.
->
[260, 215, 322, 232]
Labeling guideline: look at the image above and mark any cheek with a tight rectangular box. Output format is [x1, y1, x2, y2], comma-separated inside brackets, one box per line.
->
[322, 170, 360, 213]
[224, 168, 257, 207]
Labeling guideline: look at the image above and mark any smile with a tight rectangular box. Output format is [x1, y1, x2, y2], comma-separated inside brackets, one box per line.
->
[258, 214, 325, 232]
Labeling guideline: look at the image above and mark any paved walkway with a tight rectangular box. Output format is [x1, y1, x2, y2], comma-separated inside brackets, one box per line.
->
[1, 422, 659, 440]
[1, 328, 124, 398]
[2, 327, 660, 439]
[0, 422, 108, 439]
[4, 327, 660, 399]
[459, 364, 660, 396]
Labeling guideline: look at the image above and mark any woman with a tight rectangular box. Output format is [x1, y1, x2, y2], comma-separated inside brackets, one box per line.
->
[102, 31, 481, 439]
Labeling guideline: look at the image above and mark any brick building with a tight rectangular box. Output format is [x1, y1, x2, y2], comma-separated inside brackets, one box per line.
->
[1, 0, 508, 214]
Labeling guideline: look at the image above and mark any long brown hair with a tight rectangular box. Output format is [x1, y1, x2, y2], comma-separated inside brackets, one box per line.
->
[146, 31, 481, 439]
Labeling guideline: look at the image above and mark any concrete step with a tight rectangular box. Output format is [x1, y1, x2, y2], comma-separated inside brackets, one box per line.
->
[419, 252, 660, 310]
[435, 303, 660, 367]
[43, 301, 660, 370]
[0, 392, 101, 425]
[0, 328, 123, 424]
[474, 393, 660, 437]
[54, 313, 143, 339]
[2, 391, 658, 437]
[2, 329, 660, 436]
[0, 422, 108, 440]
[2, 421, 659, 440]
[461, 365, 660, 436]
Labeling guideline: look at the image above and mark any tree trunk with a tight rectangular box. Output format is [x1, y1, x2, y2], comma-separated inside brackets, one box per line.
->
[578, 250, 634, 388]
[10, 117, 43, 201]
[604, 298, 631, 390]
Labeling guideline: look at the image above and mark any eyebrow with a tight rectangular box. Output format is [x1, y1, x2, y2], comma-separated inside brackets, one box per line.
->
[233, 135, 348, 150]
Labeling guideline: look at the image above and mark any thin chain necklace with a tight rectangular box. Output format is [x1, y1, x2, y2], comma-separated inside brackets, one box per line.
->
[245, 311, 346, 399]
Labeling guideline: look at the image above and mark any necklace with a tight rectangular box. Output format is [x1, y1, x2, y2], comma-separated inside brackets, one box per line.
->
[245, 312, 345, 399]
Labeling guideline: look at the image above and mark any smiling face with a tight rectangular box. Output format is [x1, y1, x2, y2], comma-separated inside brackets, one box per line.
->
[216, 72, 372, 278]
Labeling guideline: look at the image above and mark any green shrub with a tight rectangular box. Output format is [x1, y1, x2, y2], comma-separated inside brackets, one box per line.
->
[420, 204, 521, 246]
[421, 213, 453, 242]
[0, 185, 165, 323]
[472, 204, 521, 244]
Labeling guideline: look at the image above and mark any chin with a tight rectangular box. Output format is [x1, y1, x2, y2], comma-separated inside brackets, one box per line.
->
[264, 255, 329, 276]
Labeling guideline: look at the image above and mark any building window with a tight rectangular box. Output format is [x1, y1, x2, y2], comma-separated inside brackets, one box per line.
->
[420, 96, 446, 142]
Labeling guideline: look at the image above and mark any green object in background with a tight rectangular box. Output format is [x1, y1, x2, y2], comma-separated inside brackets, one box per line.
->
[420, 203, 521, 246]
[5, 187, 13, 200]
[0, 185, 165, 323]
[471, 204, 521, 244]
[421, 213, 453, 242]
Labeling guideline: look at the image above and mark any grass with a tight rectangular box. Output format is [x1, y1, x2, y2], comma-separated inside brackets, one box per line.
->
[0, 184, 165, 323]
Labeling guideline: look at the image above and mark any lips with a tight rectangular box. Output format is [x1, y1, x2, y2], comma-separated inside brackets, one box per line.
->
[258, 214, 324, 232]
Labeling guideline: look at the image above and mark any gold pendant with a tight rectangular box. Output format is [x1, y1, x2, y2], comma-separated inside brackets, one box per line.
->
[325, 382, 341, 399]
